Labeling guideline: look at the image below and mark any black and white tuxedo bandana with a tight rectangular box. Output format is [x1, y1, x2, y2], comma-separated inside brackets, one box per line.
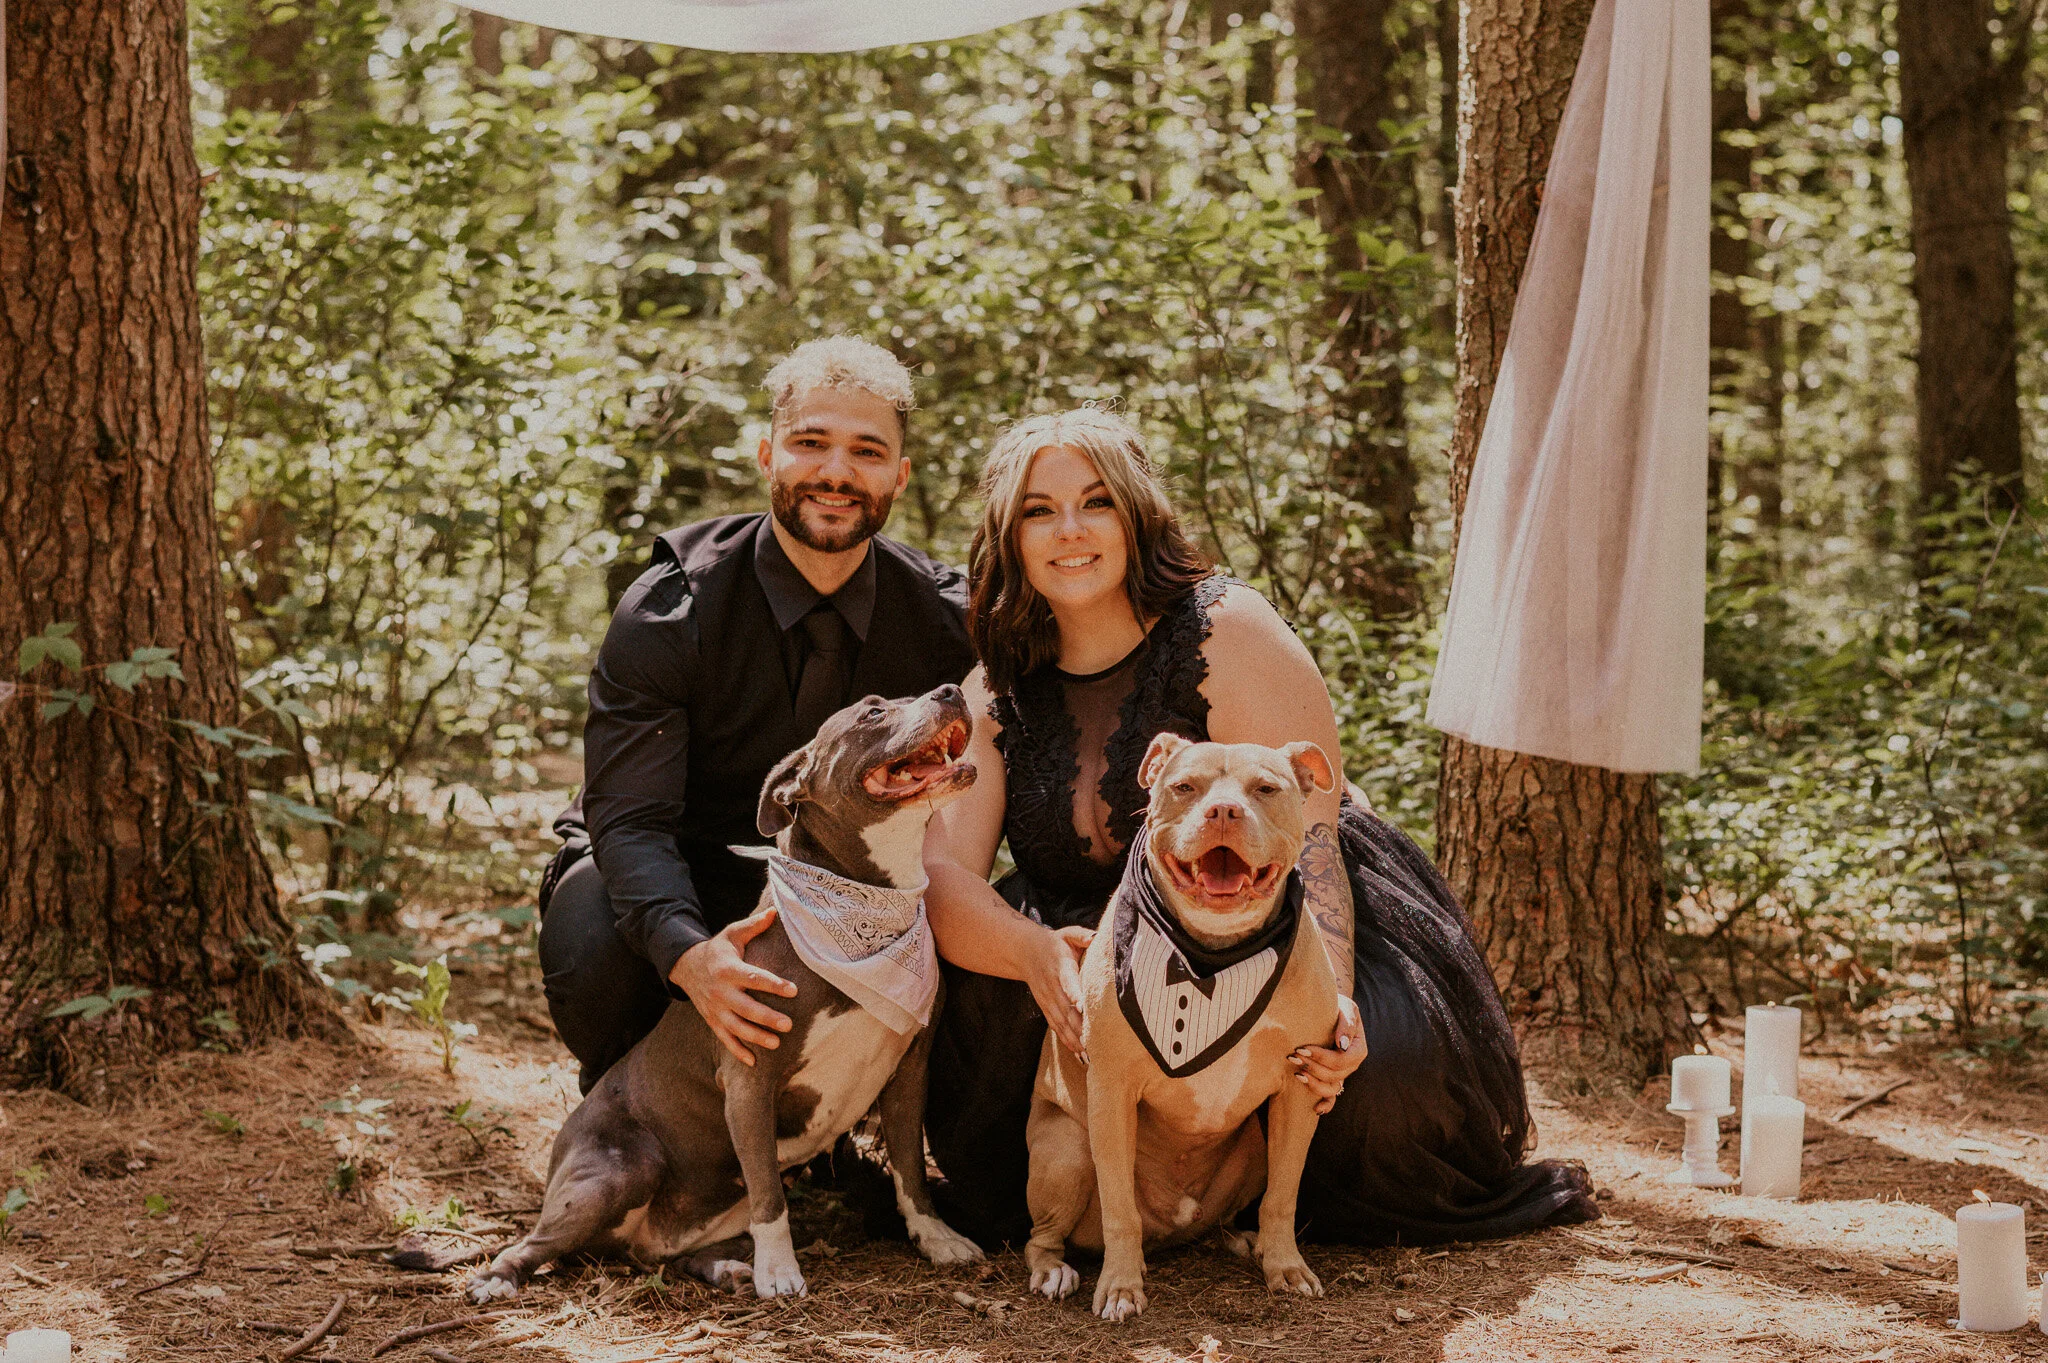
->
[1110, 825, 1301, 1079]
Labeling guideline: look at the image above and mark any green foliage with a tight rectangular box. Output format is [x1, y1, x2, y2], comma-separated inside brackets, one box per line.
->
[0, 1187, 29, 1241]
[17, 622, 82, 676]
[390, 954, 477, 1073]
[143, 1193, 172, 1218]
[394, 1196, 466, 1230]
[202, 1109, 248, 1138]
[45, 985, 154, 1022]
[445, 1098, 513, 1156]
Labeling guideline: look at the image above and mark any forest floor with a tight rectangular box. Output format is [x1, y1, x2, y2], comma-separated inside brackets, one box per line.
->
[4, 981, 2047, 1363]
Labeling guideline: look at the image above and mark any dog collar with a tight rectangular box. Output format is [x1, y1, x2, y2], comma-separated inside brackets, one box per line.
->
[765, 854, 937, 1035]
[1110, 825, 1300, 1078]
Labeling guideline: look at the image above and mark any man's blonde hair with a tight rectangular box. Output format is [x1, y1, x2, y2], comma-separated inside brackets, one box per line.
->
[763, 337, 916, 434]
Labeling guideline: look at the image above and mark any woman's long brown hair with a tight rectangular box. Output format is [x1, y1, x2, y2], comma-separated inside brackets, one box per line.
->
[968, 408, 1211, 696]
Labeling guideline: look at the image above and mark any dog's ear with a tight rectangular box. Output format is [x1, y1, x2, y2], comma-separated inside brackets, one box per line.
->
[1138, 732, 1191, 790]
[756, 745, 813, 837]
[1280, 741, 1337, 795]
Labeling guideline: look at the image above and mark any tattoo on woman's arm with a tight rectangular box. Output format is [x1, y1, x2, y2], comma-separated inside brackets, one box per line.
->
[1299, 821, 1354, 979]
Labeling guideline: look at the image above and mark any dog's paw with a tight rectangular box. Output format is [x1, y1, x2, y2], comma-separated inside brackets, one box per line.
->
[910, 1218, 984, 1267]
[1218, 1228, 1256, 1260]
[1262, 1256, 1323, 1298]
[1030, 1260, 1080, 1300]
[752, 1258, 808, 1300]
[465, 1270, 519, 1306]
[699, 1257, 753, 1294]
[1092, 1274, 1146, 1322]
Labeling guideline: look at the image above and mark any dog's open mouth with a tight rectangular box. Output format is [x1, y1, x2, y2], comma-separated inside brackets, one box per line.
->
[1162, 844, 1286, 902]
[862, 719, 971, 801]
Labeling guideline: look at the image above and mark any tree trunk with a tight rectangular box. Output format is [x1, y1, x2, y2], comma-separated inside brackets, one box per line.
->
[1, 0, 338, 1100]
[1897, 0, 2026, 514]
[1210, 1, 1275, 110]
[225, 4, 315, 113]
[1706, 0, 1750, 546]
[470, 10, 509, 77]
[1299, 0, 1418, 616]
[1436, 0, 1693, 1090]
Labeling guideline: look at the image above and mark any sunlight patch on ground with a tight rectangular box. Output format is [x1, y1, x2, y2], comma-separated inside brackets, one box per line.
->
[1443, 1268, 1926, 1363]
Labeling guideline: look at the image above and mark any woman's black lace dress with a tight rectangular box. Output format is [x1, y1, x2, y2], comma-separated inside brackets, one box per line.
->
[924, 577, 1598, 1246]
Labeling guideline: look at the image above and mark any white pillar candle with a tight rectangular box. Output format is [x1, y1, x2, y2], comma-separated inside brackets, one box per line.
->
[4, 1330, 72, 1363]
[1743, 1004, 1801, 1108]
[1670, 1053, 1731, 1111]
[1739, 1095, 1804, 1199]
[1958, 1202, 2030, 1331]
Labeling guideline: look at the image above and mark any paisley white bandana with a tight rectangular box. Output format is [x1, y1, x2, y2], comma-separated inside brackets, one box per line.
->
[765, 854, 937, 1035]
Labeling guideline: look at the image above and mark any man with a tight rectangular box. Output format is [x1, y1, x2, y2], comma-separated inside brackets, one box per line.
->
[539, 337, 976, 1092]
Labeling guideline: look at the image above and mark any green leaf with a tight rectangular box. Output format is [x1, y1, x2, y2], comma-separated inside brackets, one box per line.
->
[45, 994, 112, 1020]
[73, 693, 95, 718]
[39, 638, 83, 674]
[39, 698, 73, 721]
[105, 661, 143, 692]
[106, 985, 153, 1006]
[129, 647, 177, 664]
[143, 1193, 170, 1217]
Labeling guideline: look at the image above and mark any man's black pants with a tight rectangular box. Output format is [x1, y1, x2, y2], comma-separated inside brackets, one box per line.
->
[538, 855, 677, 1094]
[539, 853, 781, 1093]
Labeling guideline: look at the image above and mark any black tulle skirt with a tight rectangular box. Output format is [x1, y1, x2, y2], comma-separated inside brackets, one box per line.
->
[923, 803, 1599, 1247]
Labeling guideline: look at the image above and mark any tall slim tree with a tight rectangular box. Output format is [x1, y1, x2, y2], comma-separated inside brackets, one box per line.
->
[1897, 0, 2029, 514]
[1435, 0, 1693, 1087]
[1299, 0, 1419, 616]
[1, 0, 334, 1098]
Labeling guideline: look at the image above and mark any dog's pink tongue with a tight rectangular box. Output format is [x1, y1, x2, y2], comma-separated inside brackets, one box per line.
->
[1194, 847, 1252, 897]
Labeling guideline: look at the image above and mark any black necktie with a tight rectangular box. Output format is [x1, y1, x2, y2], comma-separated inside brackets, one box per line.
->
[792, 605, 852, 735]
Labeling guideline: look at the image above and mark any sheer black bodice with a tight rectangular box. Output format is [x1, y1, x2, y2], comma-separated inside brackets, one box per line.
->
[989, 575, 1228, 926]
[925, 575, 1599, 1248]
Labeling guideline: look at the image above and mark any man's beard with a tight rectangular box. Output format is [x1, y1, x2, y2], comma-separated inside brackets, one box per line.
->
[770, 477, 894, 553]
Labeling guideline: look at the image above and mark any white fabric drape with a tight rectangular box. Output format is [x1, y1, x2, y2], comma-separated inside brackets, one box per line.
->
[1426, 0, 1709, 775]
[454, 0, 1085, 52]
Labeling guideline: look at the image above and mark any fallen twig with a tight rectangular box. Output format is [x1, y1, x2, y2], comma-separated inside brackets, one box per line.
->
[1883, 1259, 1942, 1278]
[1636, 1245, 1737, 1268]
[134, 1266, 206, 1296]
[1633, 1261, 1692, 1282]
[369, 1309, 524, 1356]
[11, 1263, 52, 1288]
[1833, 1078, 1911, 1122]
[292, 1241, 397, 1259]
[135, 1208, 248, 1297]
[279, 1293, 348, 1361]
[422, 1350, 466, 1363]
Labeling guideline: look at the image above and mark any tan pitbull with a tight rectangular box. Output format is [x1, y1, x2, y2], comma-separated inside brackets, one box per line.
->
[1023, 733, 1342, 1321]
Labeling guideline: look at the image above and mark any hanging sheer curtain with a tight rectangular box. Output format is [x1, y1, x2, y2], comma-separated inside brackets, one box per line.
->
[455, 0, 1085, 51]
[1426, 0, 1710, 775]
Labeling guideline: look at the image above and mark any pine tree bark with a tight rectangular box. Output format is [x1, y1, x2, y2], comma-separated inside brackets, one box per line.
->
[1897, 0, 2026, 513]
[1, 0, 338, 1100]
[1299, 0, 1418, 616]
[1437, 0, 1694, 1090]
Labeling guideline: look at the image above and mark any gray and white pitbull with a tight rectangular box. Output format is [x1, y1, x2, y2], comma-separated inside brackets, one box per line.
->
[465, 685, 984, 1302]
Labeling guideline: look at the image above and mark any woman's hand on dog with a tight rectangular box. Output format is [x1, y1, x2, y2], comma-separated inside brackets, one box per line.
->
[1289, 995, 1367, 1114]
[1027, 924, 1095, 1061]
[669, 905, 799, 1066]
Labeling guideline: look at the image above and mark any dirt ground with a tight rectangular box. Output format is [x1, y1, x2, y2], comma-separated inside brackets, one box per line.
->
[5, 995, 2047, 1363]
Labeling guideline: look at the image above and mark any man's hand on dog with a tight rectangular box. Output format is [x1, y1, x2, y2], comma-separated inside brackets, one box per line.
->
[1028, 924, 1095, 1061]
[1289, 995, 1366, 1114]
[669, 905, 799, 1066]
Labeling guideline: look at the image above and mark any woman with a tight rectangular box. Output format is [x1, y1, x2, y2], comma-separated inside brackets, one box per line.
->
[921, 407, 1596, 1248]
